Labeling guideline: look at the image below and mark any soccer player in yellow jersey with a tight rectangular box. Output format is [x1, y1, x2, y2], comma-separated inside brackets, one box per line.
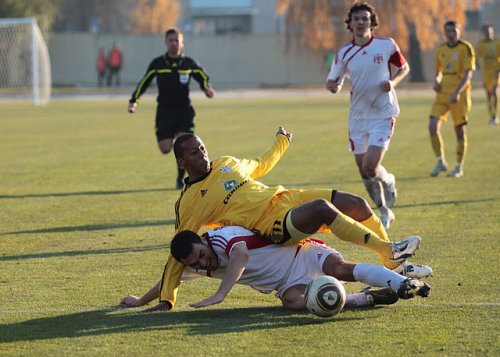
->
[476, 24, 500, 126]
[143, 126, 431, 311]
[429, 21, 476, 178]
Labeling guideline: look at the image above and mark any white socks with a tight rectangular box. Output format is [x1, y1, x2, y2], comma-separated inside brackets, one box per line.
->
[353, 263, 406, 292]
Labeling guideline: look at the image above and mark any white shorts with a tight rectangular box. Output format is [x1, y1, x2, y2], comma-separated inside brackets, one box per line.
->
[348, 117, 396, 155]
[275, 240, 343, 298]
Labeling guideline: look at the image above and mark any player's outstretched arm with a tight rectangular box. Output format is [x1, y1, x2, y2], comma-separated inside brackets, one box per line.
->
[190, 244, 248, 308]
[119, 280, 160, 308]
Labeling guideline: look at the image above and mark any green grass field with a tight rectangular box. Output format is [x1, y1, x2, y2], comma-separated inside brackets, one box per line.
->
[1, 92, 499, 356]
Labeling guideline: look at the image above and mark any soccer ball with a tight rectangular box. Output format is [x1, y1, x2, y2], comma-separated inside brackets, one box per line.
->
[304, 276, 346, 318]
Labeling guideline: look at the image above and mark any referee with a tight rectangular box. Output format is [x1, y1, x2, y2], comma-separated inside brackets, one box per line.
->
[128, 27, 215, 189]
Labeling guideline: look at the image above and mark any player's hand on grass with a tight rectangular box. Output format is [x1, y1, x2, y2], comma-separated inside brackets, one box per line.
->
[128, 102, 138, 113]
[143, 301, 168, 313]
[119, 295, 142, 307]
[190, 293, 225, 308]
[277, 126, 292, 141]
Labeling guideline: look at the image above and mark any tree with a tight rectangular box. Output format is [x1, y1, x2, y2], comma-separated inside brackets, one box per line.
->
[128, 0, 180, 35]
[0, 0, 60, 35]
[276, 0, 482, 81]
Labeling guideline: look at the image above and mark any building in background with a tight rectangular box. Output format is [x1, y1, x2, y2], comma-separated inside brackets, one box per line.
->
[178, 0, 284, 35]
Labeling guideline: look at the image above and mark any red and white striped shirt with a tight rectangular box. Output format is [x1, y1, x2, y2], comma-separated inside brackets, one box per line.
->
[327, 36, 407, 120]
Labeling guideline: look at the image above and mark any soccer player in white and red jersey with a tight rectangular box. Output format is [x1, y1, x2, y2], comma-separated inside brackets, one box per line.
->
[326, 2, 410, 230]
[120, 226, 430, 312]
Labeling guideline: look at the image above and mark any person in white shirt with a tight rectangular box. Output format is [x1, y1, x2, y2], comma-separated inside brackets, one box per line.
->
[326, 2, 410, 230]
[120, 226, 430, 312]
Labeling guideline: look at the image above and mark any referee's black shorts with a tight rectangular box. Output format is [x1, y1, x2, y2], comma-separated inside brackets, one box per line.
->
[155, 105, 195, 141]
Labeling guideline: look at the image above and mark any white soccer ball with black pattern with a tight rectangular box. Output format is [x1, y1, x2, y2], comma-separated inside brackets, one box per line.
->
[304, 276, 346, 318]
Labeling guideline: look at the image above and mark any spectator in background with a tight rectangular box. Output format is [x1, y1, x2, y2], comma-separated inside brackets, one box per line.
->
[96, 48, 106, 88]
[107, 42, 123, 87]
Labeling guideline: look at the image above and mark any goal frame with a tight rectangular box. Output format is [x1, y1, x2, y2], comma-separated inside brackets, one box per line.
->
[0, 17, 51, 104]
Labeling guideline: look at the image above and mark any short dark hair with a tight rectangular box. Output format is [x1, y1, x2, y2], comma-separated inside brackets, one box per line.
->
[345, 2, 379, 32]
[173, 133, 197, 158]
[165, 27, 182, 38]
[170, 230, 203, 262]
[444, 20, 458, 28]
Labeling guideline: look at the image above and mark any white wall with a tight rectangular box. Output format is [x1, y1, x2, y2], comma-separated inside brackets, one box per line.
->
[48, 32, 327, 88]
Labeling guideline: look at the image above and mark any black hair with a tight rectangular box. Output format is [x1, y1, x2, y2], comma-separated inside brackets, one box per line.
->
[345, 2, 379, 32]
[165, 27, 182, 38]
[444, 20, 458, 28]
[170, 230, 203, 262]
[173, 133, 198, 158]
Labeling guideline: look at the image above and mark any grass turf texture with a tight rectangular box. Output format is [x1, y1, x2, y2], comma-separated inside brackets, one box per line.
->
[1, 93, 499, 356]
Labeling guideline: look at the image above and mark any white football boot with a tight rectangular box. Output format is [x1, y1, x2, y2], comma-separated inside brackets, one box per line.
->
[447, 165, 464, 178]
[382, 173, 397, 208]
[380, 208, 395, 230]
[391, 236, 421, 263]
[430, 160, 448, 177]
[392, 261, 433, 278]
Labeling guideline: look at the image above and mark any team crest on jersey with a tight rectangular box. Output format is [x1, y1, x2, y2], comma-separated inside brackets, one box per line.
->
[220, 179, 238, 191]
[179, 73, 189, 85]
[219, 166, 232, 173]
[373, 53, 383, 64]
[200, 189, 208, 197]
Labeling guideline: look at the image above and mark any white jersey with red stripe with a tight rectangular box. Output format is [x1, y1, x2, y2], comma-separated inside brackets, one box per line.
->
[193, 226, 338, 296]
[327, 36, 407, 120]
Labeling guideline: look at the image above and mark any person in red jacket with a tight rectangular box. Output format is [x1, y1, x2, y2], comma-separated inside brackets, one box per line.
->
[96, 48, 106, 88]
[107, 42, 123, 87]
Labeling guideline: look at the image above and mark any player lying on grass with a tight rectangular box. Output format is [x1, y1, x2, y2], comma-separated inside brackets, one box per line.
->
[155, 126, 432, 311]
[120, 226, 430, 312]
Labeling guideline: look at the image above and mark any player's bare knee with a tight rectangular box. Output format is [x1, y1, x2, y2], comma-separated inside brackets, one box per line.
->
[334, 193, 371, 221]
[311, 199, 337, 221]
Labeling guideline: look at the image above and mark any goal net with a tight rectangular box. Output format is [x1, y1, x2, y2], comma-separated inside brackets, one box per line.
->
[0, 18, 51, 105]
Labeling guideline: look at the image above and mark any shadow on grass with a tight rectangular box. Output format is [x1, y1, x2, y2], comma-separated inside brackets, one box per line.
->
[0, 306, 368, 342]
[0, 187, 172, 199]
[0, 244, 168, 261]
[0, 219, 175, 236]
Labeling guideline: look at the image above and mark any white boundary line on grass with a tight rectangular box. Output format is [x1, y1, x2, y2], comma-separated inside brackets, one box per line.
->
[1, 302, 499, 314]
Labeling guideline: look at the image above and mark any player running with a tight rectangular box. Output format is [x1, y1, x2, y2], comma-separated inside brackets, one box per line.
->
[128, 28, 215, 189]
[326, 2, 409, 229]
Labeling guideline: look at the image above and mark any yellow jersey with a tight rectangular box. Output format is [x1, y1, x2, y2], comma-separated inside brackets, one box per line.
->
[160, 134, 290, 308]
[435, 40, 476, 94]
[476, 39, 500, 72]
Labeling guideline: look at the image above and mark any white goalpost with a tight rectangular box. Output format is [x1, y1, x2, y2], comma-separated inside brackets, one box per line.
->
[0, 17, 51, 105]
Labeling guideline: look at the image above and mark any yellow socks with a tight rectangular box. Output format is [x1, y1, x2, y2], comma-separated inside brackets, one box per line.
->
[360, 214, 400, 269]
[328, 212, 393, 262]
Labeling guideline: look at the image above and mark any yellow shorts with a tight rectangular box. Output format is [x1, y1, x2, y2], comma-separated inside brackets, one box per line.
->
[430, 88, 471, 126]
[251, 188, 334, 244]
[482, 68, 499, 92]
